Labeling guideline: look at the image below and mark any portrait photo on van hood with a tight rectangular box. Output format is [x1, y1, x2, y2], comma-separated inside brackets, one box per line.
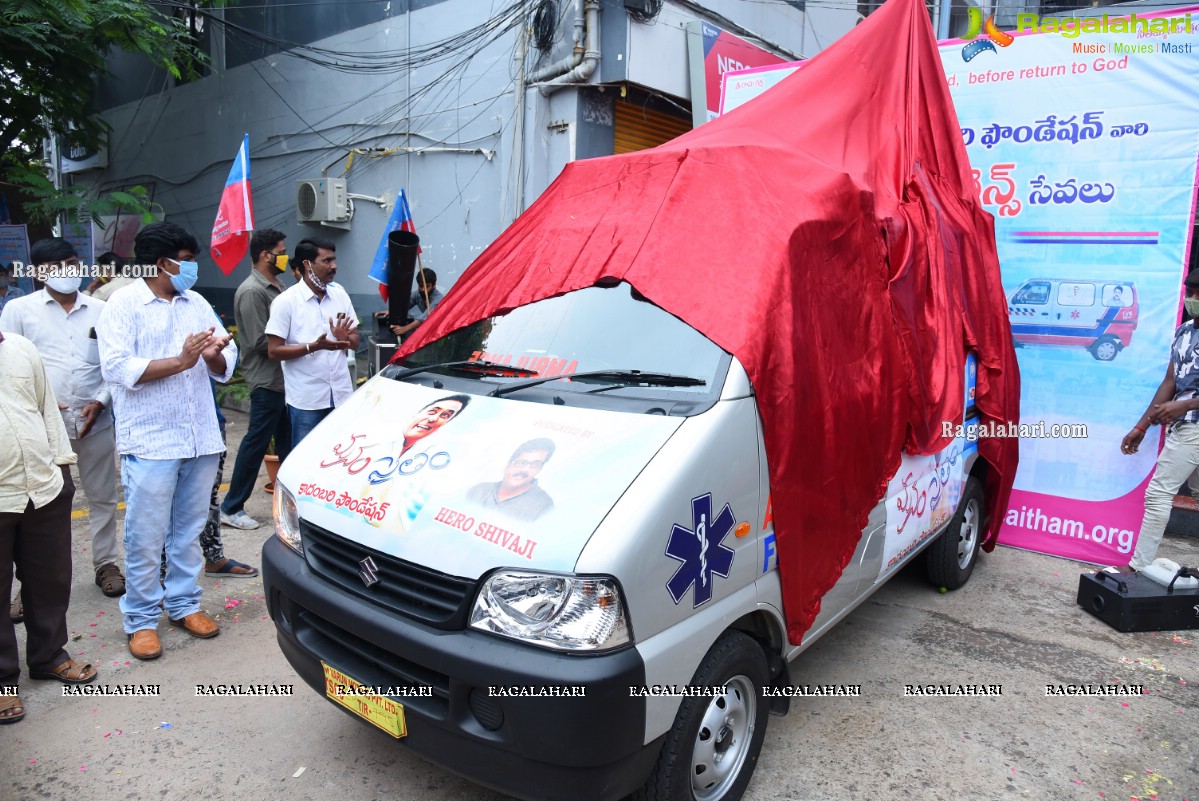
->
[281, 379, 684, 576]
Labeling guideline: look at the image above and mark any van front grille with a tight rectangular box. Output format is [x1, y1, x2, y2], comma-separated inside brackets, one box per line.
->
[300, 519, 476, 629]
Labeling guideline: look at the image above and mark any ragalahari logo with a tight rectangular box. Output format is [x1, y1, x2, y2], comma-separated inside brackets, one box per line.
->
[961, 7, 1015, 61]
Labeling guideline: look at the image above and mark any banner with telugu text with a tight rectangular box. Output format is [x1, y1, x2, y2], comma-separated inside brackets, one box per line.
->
[937, 6, 1199, 564]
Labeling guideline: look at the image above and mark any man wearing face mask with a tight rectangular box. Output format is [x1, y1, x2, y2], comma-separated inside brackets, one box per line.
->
[266, 237, 359, 447]
[218, 229, 292, 532]
[95, 222, 238, 660]
[0, 263, 24, 315]
[0, 238, 124, 599]
[1116, 269, 1199, 575]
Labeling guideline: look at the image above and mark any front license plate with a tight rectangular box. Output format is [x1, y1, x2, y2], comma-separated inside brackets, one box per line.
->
[321, 661, 407, 738]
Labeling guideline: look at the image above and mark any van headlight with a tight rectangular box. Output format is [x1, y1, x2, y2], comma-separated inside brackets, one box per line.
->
[470, 571, 630, 652]
[273, 481, 303, 553]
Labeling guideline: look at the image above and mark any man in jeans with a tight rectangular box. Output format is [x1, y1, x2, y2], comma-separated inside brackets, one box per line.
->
[266, 237, 359, 447]
[219, 229, 291, 531]
[97, 222, 238, 660]
[1118, 269, 1199, 573]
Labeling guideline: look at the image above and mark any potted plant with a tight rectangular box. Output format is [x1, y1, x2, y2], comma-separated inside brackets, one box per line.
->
[263, 437, 281, 494]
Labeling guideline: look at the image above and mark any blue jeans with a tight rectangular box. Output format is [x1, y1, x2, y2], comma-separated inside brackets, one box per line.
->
[289, 405, 332, 449]
[120, 453, 220, 633]
[221, 388, 292, 516]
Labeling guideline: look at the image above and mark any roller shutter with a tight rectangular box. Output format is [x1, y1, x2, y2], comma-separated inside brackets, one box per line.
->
[613, 99, 692, 154]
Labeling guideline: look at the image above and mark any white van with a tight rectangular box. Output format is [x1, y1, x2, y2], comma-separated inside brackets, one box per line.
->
[262, 282, 986, 801]
[1007, 278, 1138, 361]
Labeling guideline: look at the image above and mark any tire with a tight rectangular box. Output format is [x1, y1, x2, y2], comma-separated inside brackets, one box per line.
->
[925, 475, 985, 590]
[1090, 336, 1120, 362]
[634, 631, 770, 801]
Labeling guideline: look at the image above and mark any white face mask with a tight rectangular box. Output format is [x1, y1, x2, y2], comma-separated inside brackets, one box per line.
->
[45, 275, 82, 294]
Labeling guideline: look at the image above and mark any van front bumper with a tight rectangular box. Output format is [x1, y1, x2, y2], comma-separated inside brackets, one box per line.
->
[262, 535, 661, 801]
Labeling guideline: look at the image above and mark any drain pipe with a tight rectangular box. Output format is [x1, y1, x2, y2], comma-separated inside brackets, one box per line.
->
[534, 0, 600, 95]
[529, 0, 585, 83]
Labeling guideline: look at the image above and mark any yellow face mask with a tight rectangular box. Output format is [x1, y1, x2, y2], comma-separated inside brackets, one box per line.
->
[273, 253, 289, 272]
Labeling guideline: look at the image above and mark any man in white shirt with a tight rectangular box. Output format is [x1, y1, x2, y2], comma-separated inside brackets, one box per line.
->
[265, 237, 360, 447]
[1, 331, 98, 724]
[96, 222, 237, 661]
[85, 251, 135, 302]
[0, 238, 124, 598]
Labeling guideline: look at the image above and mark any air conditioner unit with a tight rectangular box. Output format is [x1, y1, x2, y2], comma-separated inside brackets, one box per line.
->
[296, 178, 350, 224]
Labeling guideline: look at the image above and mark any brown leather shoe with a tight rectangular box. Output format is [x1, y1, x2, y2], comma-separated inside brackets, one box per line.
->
[128, 629, 162, 660]
[168, 612, 220, 639]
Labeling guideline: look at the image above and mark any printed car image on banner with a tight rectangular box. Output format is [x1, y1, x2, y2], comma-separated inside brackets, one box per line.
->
[280, 377, 684, 578]
[937, 6, 1199, 564]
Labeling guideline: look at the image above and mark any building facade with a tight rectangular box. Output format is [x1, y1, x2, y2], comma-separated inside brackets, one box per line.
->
[77, 0, 857, 313]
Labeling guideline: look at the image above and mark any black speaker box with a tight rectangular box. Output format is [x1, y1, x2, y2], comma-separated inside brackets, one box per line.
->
[1077, 570, 1199, 632]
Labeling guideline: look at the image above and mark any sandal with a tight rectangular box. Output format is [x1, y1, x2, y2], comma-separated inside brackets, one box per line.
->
[9, 598, 21, 624]
[95, 563, 126, 597]
[0, 695, 24, 724]
[29, 658, 98, 685]
[204, 558, 259, 577]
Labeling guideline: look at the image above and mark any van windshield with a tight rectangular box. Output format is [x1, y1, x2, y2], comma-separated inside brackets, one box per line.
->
[393, 283, 728, 398]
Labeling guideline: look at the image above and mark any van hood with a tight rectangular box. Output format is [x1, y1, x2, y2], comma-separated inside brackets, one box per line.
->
[277, 377, 684, 578]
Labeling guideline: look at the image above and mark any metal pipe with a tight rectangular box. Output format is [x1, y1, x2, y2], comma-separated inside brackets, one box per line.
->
[536, 0, 601, 96]
[529, 0, 586, 83]
[509, 24, 529, 223]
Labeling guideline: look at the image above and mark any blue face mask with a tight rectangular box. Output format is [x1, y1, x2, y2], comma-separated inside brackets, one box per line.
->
[167, 258, 199, 293]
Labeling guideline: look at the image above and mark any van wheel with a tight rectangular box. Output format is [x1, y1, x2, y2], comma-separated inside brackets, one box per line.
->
[926, 476, 984, 590]
[635, 632, 769, 801]
[1090, 336, 1120, 362]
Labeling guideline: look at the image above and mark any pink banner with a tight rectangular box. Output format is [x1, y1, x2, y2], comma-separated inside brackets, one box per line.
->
[1000, 468, 1153, 565]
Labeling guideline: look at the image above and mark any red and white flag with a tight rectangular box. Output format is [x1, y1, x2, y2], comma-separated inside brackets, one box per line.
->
[210, 133, 254, 275]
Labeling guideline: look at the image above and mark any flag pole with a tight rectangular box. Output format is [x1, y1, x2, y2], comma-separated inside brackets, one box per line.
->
[407, 190, 430, 312]
[416, 251, 431, 312]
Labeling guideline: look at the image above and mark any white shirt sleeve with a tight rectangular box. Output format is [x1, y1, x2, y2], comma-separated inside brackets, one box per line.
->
[264, 292, 291, 342]
[96, 295, 152, 391]
[0, 299, 23, 334]
[202, 296, 238, 383]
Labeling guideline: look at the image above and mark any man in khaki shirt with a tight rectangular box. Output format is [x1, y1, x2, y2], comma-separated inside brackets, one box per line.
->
[219, 228, 291, 533]
[0, 332, 99, 724]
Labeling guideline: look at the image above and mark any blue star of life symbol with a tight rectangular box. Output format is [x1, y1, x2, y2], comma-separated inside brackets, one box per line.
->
[665, 494, 736, 607]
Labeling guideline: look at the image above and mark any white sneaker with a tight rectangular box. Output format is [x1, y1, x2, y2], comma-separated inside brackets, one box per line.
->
[220, 510, 261, 530]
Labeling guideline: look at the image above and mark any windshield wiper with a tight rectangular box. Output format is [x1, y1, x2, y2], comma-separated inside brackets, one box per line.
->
[491, 369, 705, 398]
[382, 359, 540, 382]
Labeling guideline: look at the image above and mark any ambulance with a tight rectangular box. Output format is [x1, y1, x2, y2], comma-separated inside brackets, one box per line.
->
[260, 0, 1016, 796]
[1007, 278, 1138, 361]
[260, 284, 989, 801]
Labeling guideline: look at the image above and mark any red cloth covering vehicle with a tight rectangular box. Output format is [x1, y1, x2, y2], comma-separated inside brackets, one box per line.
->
[400, 0, 1020, 644]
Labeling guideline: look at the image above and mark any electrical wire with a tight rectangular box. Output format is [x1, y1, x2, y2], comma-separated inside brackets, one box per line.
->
[532, 0, 559, 51]
[626, 0, 664, 24]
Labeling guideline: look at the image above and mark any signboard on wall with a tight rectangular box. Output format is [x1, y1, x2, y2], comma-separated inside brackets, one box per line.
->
[719, 61, 805, 116]
[711, 6, 1199, 566]
[685, 21, 789, 128]
[0, 224, 33, 292]
[61, 222, 94, 264]
[936, 6, 1199, 565]
[94, 213, 161, 261]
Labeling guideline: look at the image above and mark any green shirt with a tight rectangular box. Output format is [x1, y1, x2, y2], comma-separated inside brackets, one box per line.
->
[233, 269, 285, 393]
